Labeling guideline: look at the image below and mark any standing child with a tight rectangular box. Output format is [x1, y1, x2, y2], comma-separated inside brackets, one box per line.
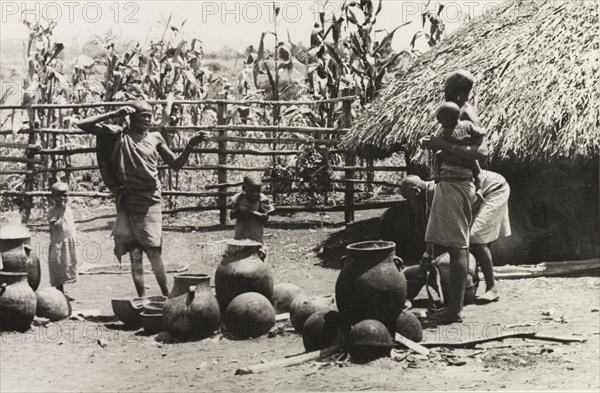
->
[47, 181, 78, 300]
[230, 176, 275, 244]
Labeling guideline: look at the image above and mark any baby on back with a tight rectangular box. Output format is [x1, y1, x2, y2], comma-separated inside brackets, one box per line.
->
[434, 102, 485, 202]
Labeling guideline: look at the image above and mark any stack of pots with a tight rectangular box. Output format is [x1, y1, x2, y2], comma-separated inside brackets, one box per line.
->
[215, 240, 275, 338]
[335, 241, 407, 360]
[0, 223, 41, 291]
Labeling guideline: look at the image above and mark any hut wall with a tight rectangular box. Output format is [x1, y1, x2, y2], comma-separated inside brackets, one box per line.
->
[490, 157, 600, 265]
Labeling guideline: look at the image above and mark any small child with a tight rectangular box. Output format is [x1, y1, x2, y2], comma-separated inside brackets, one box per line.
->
[434, 102, 485, 202]
[47, 181, 78, 300]
[230, 176, 275, 244]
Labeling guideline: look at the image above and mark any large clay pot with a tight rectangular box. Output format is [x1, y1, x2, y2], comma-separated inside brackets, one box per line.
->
[335, 241, 407, 334]
[162, 274, 220, 339]
[169, 273, 212, 298]
[36, 287, 71, 321]
[224, 292, 275, 339]
[290, 294, 336, 333]
[272, 283, 304, 313]
[0, 224, 41, 290]
[215, 240, 273, 311]
[0, 272, 37, 332]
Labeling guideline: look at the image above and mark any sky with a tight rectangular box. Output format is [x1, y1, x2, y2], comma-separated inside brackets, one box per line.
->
[0, 0, 505, 53]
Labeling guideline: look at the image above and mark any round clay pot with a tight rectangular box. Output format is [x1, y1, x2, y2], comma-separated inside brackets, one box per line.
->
[347, 319, 393, 362]
[215, 240, 273, 311]
[224, 292, 275, 339]
[272, 283, 304, 313]
[289, 294, 336, 333]
[0, 224, 41, 291]
[335, 241, 407, 334]
[35, 287, 71, 321]
[395, 310, 423, 343]
[302, 310, 344, 352]
[0, 272, 37, 332]
[163, 274, 220, 339]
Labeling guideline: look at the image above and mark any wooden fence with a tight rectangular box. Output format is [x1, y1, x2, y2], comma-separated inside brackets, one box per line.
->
[0, 95, 405, 225]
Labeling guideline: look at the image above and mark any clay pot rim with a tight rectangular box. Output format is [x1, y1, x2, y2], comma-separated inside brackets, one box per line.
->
[140, 311, 163, 318]
[111, 297, 146, 310]
[174, 273, 210, 280]
[347, 241, 395, 251]
[0, 271, 29, 277]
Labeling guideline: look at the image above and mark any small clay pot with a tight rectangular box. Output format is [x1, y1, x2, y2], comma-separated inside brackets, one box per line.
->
[35, 287, 71, 321]
[272, 283, 304, 314]
[302, 310, 344, 352]
[289, 295, 335, 333]
[347, 319, 393, 362]
[395, 310, 423, 343]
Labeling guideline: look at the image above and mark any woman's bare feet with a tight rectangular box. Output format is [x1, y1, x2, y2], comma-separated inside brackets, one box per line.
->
[477, 287, 499, 303]
[426, 309, 463, 324]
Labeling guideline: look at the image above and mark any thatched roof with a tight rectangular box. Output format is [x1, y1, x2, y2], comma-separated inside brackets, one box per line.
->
[343, 0, 600, 165]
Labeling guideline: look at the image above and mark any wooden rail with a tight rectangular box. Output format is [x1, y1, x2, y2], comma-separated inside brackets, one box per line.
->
[0, 97, 407, 224]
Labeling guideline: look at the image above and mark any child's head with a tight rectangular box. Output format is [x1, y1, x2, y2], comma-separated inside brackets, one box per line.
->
[51, 181, 69, 207]
[242, 176, 262, 203]
[436, 102, 461, 128]
[444, 69, 474, 105]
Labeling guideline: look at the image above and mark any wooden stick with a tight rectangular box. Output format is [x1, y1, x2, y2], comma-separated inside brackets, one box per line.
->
[394, 333, 430, 356]
[275, 313, 290, 322]
[235, 343, 342, 375]
[530, 333, 587, 343]
[420, 332, 587, 349]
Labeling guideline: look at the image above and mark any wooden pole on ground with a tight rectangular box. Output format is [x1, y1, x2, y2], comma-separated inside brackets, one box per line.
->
[235, 343, 342, 375]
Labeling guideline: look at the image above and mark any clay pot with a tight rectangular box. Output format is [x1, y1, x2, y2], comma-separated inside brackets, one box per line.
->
[347, 319, 393, 362]
[224, 292, 275, 339]
[169, 274, 212, 299]
[290, 295, 336, 333]
[335, 241, 407, 334]
[162, 274, 220, 339]
[140, 312, 165, 334]
[0, 272, 37, 332]
[395, 310, 423, 343]
[215, 240, 273, 311]
[272, 283, 304, 313]
[302, 310, 344, 352]
[111, 297, 145, 325]
[433, 253, 479, 305]
[35, 287, 71, 321]
[0, 224, 41, 290]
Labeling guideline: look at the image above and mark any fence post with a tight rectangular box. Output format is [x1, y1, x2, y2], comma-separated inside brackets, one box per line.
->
[341, 89, 355, 224]
[217, 102, 228, 225]
[21, 106, 37, 223]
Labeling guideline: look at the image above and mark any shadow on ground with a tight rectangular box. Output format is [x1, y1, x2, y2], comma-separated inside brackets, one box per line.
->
[316, 217, 382, 270]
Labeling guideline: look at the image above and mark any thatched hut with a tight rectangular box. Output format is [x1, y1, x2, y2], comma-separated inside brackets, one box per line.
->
[343, 0, 599, 264]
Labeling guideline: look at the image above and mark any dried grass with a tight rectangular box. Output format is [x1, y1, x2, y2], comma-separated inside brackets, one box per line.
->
[342, 0, 600, 165]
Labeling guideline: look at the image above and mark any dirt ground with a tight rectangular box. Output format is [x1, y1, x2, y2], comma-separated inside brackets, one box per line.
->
[1, 207, 599, 392]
